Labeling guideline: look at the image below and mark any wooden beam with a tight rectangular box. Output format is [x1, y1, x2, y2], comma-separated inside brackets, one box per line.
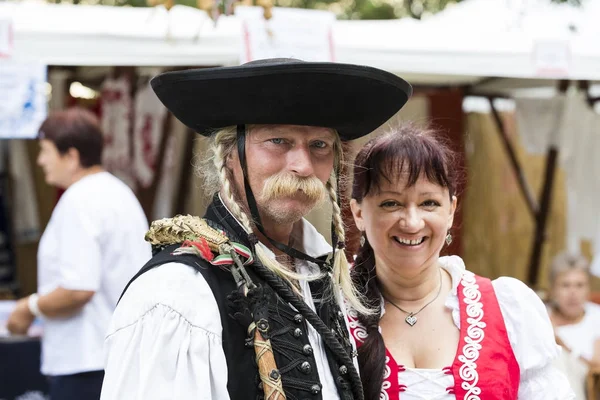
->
[487, 97, 539, 217]
[527, 147, 558, 286]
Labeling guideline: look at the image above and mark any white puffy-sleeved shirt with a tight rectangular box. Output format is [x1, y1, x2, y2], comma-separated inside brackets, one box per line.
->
[101, 215, 356, 400]
[554, 301, 600, 361]
[38, 172, 151, 376]
[352, 256, 574, 400]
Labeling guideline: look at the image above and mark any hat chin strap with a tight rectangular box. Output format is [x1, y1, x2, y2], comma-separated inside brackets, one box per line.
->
[236, 124, 330, 268]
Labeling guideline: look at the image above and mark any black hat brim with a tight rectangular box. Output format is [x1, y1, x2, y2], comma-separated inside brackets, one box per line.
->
[151, 61, 412, 141]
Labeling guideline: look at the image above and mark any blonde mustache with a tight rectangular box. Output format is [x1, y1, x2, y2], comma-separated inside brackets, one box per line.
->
[261, 173, 326, 203]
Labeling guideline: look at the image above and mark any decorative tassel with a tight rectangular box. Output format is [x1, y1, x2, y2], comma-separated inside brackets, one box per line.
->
[180, 238, 214, 261]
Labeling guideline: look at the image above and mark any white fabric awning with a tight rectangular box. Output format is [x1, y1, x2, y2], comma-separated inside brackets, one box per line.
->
[2, 0, 600, 85]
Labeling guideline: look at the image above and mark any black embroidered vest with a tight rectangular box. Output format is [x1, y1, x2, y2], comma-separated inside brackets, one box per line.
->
[122, 196, 358, 400]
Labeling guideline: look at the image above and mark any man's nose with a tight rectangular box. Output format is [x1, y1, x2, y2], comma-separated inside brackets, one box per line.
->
[288, 146, 315, 177]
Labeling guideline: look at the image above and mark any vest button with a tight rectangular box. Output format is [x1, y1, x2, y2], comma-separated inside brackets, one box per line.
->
[310, 384, 321, 394]
[293, 328, 303, 338]
[339, 365, 348, 375]
[302, 344, 313, 355]
[257, 382, 263, 391]
[300, 361, 312, 374]
[294, 314, 303, 323]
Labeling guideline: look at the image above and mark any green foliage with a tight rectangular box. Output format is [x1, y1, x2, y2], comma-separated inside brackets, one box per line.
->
[47, 0, 580, 19]
[278, 0, 460, 19]
[551, 0, 582, 5]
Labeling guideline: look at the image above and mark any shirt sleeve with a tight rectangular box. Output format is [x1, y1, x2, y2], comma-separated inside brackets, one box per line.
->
[56, 195, 102, 291]
[101, 262, 230, 400]
[493, 277, 575, 400]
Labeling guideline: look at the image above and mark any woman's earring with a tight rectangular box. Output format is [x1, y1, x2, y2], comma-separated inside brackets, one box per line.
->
[445, 233, 453, 246]
[359, 232, 366, 247]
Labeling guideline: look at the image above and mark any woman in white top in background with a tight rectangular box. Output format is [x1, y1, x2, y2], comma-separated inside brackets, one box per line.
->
[548, 252, 600, 398]
[548, 252, 600, 365]
[346, 124, 574, 400]
[7, 108, 151, 400]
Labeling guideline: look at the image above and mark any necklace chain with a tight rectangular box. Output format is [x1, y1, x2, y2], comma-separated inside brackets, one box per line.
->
[383, 269, 443, 327]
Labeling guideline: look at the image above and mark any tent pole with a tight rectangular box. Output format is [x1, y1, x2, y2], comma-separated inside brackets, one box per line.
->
[525, 81, 568, 286]
[527, 147, 558, 286]
[487, 97, 539, 217]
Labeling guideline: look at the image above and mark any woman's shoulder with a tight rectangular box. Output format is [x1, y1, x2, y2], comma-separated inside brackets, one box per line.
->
[491, 275, 534, 295]
[489, 276, 549, 320]
[490, 276, 560, 369]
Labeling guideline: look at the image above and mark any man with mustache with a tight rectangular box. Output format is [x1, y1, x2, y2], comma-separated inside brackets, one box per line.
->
[101, 59, 411, 400]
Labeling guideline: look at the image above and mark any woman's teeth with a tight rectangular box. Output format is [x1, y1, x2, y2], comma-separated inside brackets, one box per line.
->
[395, 237, 425, 246]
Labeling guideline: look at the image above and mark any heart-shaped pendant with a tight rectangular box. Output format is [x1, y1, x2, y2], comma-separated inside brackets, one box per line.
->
[405, 314, 417, 326]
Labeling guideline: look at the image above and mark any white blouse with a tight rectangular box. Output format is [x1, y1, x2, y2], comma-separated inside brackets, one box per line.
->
[376, 256, 574, 400]
[554, 301, 600, 361]
[101, 217, 355, 400]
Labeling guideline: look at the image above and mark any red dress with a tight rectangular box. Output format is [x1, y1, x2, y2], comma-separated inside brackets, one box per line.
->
[348, 271, 521, 399]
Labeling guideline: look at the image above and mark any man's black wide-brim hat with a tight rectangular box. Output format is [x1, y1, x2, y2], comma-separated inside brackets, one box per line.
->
[150, 58, 412, 141]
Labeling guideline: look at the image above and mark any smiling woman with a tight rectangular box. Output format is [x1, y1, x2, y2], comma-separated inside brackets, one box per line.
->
[347, 124, 575, 400]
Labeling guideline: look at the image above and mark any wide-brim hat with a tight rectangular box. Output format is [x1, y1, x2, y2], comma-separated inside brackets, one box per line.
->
[151, 58, 412, 141]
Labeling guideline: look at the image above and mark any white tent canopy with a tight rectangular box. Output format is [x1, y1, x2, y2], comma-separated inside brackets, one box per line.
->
[2, 2, 240, 67]
[2, 0, 600, 85]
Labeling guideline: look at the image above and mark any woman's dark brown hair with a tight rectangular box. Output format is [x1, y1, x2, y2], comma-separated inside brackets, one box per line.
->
[38, 107, 104, 168]
[350, 124, 459, 400]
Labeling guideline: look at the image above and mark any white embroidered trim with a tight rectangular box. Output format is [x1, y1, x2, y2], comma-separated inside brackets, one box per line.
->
[380, 355, 391, 400]
[347, 308, 368, 343]
[457, 271, 486, 400]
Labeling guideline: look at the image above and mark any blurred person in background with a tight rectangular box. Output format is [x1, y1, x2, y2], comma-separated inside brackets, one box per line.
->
[547, 252, 600, 398]
[6, 108, 151, 400]
[347, 125, 574, 400]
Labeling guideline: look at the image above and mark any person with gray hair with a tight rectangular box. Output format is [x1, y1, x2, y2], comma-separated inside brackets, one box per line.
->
[100, 58, 412, 400]
[547, 252, 600, 399]
[548, 252, 600, 367]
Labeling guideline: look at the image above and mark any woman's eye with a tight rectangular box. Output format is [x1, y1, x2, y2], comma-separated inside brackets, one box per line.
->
[422, 200, 440, 207]
[380, 200, 400, 208]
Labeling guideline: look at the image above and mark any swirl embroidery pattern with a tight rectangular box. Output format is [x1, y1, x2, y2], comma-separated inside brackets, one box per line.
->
[347, 308, 368, 343]
[457, 271, 486, 400]
[379, 356, 391, 400]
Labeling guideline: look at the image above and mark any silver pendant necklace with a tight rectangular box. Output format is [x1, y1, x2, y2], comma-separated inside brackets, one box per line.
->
[383, 270, 443, 327]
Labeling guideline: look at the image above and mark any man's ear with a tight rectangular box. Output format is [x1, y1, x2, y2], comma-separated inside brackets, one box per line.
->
[350, 199, 364, 231]
[226, 147, 239, 169]
[66, 147, 81, 167]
